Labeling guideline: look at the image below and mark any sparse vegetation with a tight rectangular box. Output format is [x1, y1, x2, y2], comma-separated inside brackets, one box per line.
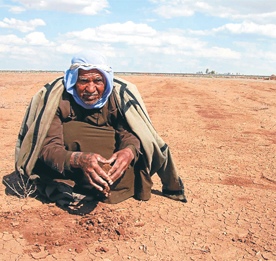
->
[3, 173, 37, 199]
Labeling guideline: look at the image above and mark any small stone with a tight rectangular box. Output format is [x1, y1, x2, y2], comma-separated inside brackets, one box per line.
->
[115, 228, 125, 236]
[75, 247, 83, 253]
[30, 250, 49, 259]
[98, 217, 104, 223]
[95, 246, 109, 253]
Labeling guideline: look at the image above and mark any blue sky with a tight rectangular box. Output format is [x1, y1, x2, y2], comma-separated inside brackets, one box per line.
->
[0, 0, 275, 75]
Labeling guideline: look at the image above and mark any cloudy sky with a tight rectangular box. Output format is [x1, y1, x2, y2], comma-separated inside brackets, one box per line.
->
[0, 0, 275, 75]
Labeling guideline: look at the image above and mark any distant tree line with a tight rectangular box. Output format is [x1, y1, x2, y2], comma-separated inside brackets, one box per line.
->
[199, 68, 242, 75]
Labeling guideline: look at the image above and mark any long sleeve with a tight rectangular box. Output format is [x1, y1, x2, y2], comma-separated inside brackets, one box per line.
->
[114, 111, 141, 163]
[38, 90, 141, 173]
[38, 109, 73, 174]
[107, 92, 141, 162]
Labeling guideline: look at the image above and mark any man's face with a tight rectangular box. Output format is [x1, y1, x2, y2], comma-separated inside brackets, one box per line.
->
[75, 69, 106, 106]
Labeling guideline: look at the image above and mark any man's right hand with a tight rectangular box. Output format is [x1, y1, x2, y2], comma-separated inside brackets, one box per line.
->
[70, 152, 112, 196]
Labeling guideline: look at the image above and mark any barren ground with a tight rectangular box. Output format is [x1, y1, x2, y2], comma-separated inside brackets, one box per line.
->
[0, 72, 275, 261]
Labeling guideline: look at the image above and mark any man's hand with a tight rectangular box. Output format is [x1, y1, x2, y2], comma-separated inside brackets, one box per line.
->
[70, 152, 112, 195]
[105, 147, 134, 183]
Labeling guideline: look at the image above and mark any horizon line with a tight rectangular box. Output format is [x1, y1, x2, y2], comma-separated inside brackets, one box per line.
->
[0, 70, 275, 80]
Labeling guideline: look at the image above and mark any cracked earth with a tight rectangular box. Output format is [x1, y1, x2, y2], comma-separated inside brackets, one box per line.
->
[0, 72, 275, 260]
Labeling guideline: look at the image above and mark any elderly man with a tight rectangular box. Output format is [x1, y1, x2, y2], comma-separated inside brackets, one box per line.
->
[15, 53, 187, 205]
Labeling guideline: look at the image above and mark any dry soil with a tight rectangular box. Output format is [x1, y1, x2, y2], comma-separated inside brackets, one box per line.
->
[0, 72, 275, 261]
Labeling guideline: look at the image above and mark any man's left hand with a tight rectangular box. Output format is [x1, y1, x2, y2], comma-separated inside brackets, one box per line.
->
[105, 147, 134, 183]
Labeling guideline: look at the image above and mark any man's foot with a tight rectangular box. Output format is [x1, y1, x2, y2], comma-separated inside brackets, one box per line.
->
[162, 188, 187, 203]
[72, 192, 95, 202]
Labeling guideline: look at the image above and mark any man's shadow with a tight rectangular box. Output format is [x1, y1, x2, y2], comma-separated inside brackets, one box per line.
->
[2, 171, 99, 215]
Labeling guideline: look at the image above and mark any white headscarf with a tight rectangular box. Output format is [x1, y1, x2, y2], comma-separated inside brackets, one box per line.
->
[64, 52, 114, 109]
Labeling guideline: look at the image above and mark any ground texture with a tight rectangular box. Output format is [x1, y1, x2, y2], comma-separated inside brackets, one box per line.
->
[0, 73, 275, 260]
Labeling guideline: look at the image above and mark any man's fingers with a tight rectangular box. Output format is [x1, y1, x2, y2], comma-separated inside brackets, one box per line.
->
[104, 156, 116, 165]
[96, 166, 113, 185]
[85, 170, 110, 192]
[109, 168, 125, 183]
[96, 155, 108, 163]
[85, 176, 103, 192]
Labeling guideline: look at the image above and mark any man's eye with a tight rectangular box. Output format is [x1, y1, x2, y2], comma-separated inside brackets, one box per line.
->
[94, 78, 103, 83]
[79, 79, 88, 83]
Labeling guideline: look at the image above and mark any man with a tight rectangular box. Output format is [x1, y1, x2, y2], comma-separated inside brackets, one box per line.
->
[15, 52, 187, 205]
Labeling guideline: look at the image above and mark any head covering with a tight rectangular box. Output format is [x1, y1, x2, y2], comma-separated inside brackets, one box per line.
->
[64, 52, 114, 109]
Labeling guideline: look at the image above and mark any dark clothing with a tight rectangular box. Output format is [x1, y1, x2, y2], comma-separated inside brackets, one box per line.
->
[16, 77, 186, 205]
[38, 89, 140, 175]
[35, 89, 142, 203]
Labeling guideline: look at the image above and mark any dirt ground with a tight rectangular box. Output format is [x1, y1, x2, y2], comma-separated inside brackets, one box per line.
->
[0, 72, 275, 261]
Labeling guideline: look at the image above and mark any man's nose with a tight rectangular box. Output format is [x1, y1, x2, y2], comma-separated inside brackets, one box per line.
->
[85, 81, 96, 92]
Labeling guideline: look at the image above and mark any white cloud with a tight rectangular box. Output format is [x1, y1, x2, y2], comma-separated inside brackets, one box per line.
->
[7, 46, 36, 57]
[64, 21, 159, 46]
[153, 4, 194, 18]
[99, 21, 156, 36]
[0, 44, 10, 53]
[234, 41, 276, 61]
[213, 22, 276, 38]
[252, 50, 276, 61]
[150, 0, 211, 18]
[8, 6, 26, 13]
[0, 17, 273, 74]
[150, 0, 276, 23]
[196, 47, 240, 59]
[226, 11, 276, 24]
[56, 43, 82, 54]
[0, 18, 45, 32]
[25, 32, 52, 45]
[186, 21, 276, 39]
[137, 43, 240, 60]
[0, 33, 58, 69]
[11, 0, 109, 15]
[61, 21, 240, 63]
[0, 34, 25, 45]
[0, 36, 37, 58]
[0, 32, 53, 50]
